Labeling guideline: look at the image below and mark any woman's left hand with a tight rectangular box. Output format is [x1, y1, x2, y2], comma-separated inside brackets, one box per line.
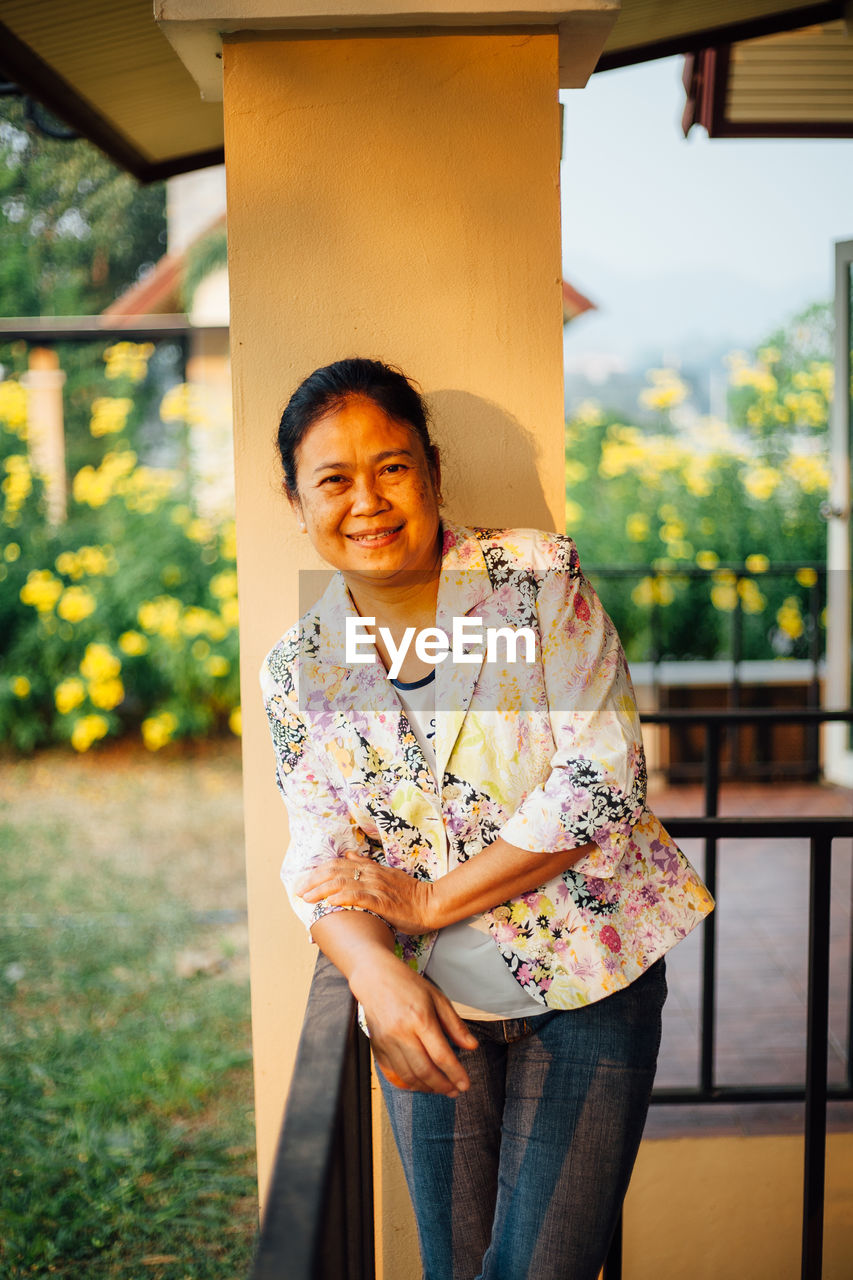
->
[296, 851, 436, 935]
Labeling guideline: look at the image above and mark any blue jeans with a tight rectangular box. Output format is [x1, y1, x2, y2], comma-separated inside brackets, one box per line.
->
[377, 958, 667, 1280]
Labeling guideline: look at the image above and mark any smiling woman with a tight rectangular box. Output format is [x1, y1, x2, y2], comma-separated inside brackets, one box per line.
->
[261, 357, 714, 1280]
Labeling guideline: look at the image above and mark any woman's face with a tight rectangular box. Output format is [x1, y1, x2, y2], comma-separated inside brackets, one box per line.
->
[291, 394, 442, 588]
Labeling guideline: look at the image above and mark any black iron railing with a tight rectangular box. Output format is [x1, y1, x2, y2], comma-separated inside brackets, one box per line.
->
[249, 954, 374, 1280]
[250, 707, 853, 1280]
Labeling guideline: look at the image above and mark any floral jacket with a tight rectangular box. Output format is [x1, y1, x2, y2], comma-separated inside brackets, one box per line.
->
[261, 523, 714, 1010]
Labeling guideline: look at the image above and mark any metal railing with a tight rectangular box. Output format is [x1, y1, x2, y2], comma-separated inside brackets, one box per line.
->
[249, 707, 853, 1280]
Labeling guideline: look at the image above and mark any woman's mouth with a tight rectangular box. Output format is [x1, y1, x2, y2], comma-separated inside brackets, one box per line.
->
[347, 526, 403, 547]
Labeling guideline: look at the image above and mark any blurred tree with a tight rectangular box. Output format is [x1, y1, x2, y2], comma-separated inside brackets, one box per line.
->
[0, 97, 166, 317]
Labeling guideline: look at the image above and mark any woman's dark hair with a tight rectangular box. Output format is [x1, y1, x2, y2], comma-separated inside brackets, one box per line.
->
[277, 357, 435, 496]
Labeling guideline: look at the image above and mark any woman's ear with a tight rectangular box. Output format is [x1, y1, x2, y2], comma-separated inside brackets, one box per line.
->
[288, 491, 306, 531]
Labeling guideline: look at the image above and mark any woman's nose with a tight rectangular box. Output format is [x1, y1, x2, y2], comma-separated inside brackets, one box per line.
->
[350, 476, 390, 514]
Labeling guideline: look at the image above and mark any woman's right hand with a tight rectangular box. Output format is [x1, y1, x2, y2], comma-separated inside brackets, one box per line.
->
[349, 947, 478, 1097]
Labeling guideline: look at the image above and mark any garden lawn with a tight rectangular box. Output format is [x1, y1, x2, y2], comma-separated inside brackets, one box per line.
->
[0, 739, 257, 1280]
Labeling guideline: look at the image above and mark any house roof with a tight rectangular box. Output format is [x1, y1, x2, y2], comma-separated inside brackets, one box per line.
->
[561, 280, 596, 325]
[0, 0, 847, 180]
[103, 213, 227, 317]
[682, 18, 853, 137]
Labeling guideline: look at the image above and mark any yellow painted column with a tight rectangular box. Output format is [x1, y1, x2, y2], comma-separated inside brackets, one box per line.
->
[223, 29, 564, 1270]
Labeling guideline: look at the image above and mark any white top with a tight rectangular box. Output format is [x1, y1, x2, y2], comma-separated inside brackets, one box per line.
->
[391, 669, 543, 1021]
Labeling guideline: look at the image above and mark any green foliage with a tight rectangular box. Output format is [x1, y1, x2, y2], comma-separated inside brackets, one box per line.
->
[0, 99, 166, 317]
[182, 226, 228, 311]
[566, 305, 831, 664]
[0, 348, 240, 754]
[0, 808, 255, 1279]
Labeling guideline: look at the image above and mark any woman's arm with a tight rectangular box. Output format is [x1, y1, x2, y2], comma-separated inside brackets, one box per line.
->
[297, 835, 595, 936]
[310, 909, 477, 1095]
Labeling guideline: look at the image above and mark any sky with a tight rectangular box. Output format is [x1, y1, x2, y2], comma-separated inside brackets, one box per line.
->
[559, 56, 853, 372]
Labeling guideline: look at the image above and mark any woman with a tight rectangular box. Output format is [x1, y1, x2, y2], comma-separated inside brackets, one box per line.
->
[261, 358, 713, 1280]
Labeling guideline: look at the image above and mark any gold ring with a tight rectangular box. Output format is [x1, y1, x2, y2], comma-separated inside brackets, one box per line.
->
[353, 867, 361, 881]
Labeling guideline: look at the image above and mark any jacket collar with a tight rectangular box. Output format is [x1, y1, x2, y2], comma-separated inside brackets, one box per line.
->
[311, 522, 494, 779]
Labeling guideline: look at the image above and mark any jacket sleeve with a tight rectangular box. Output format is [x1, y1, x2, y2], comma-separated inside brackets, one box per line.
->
[261, 649, 375, 934]
[498, 535, 647, 879]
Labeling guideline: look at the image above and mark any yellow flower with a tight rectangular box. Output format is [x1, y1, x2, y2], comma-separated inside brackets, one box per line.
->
[210, 570, 238, 600]
[757, 346, 781, 365]
[786, 452, 830, 495]
[57, 586, 97, 624]
[171, 504, 191, 527]
[156, 381, 202, 427]
[181, 607, 216, 637]
[141, 710, 178, 751]
[639, 368, 688, 413]
[737, 577, 766, 615]
[696, 550, 719, 570]
[72, 450, 137, 509]
[55, 677, 86, 715]
[80, 643, 121, 683]
[684, 459, 713, 498]
[220, 598, 240, 629]
[191, 638, 211, 661]
[777, 596, 804, 640]
[4, 542, 20, 562]
[743, 465, 781, 502]
[205, 655, 230, 678]
[2, 455, 32, 518]
[661, 519, 687, 542]
[565, 500, 583, 527]
[731, 364, 778, 396]
[228, 706, 242, 737]
[795, 567, 818, 588]
[118, 630, 149, 656]
[20, 570, 63, 613]
[186, 517, 214, 544]
[626, 513, 649, 542]
[564, 459, 588, 485]
[88, 678, 124, 711]
[70, 714, 110, 753]
[710, 571, 737, 612]
[220, 520, 237, 561]
[572, 400, 604, 428]
[631, 576, 675, 608]
[56, 551, 82, 580]
[0, 379, 28, 435]
[744, 554, 769, 574]
[89, 397, 132, 438]
[78, 546, 111, 577]
[11, 675, 30, 698]
[159, 382, 209, 427]
[103, 341, 154, 383]
[138, 596, 182, 640]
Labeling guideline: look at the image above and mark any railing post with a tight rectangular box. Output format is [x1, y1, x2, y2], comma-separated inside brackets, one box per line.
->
[802, 835, 832, 1280]
[700, 721, 720, 1095]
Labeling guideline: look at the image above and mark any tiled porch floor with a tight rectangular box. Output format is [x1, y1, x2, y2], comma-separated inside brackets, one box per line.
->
[642, 778, 853, 1139]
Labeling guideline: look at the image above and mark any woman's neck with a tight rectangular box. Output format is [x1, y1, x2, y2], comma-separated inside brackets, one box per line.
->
[343, 543, 442, 683]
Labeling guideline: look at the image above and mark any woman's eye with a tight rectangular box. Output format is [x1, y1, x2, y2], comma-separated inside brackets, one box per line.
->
[383, 463, 407, 475]
[319, 474, 346, 486]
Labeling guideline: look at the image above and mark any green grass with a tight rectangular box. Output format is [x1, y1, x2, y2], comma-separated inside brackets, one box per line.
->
[0, 790, 257, 1280]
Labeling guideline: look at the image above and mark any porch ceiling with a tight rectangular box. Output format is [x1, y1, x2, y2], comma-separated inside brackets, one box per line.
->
[683, 19, 853, 137]
[0, 0, 847, 180]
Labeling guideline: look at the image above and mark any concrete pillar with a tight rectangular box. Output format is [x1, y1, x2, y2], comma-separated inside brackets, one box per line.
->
[21, 347, 67, 523]
[223, 30, 565, 1268]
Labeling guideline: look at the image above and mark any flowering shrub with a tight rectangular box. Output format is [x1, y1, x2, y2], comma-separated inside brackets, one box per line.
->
[0, 345, 240, 753]
[565, 341, 830, 664]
